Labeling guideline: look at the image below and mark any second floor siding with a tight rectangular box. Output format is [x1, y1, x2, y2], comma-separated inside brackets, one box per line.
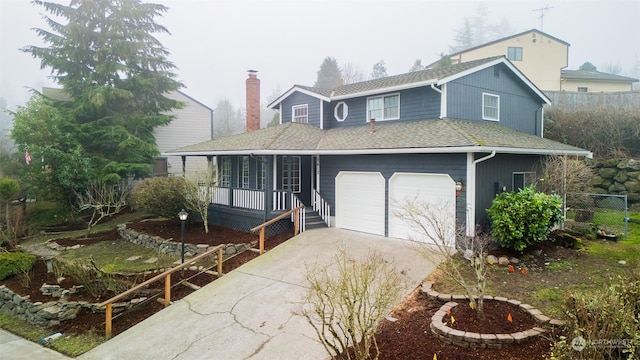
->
[280, 92, 323, 127]
[327, 86, 441, 128]
[446, 65, 543, 135]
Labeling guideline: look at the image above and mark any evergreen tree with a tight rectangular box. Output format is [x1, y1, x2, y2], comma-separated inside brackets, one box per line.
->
[20, 0, 183, 183]
[314, 57, 344, 89]
[370, 60, 388, 79]
[450, 18, 474, 53]
[408, 59, 424, 72]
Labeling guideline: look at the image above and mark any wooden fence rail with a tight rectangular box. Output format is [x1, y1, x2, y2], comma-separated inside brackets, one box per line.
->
[98, 245, 225, 339]
[250, 206, 303, 254]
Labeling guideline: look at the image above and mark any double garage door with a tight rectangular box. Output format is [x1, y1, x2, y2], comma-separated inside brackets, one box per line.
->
[335, 172, 455, 243]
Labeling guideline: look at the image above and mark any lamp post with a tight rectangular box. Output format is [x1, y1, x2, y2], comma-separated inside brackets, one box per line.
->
[178, 209, 189, 265]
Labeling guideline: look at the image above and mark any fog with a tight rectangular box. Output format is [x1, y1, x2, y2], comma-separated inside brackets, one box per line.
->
[1, 0, 638, 112]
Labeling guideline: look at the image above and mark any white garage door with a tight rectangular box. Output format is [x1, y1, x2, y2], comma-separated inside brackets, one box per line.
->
[335, 172, 385, 236]
[388, 173, 455, 245]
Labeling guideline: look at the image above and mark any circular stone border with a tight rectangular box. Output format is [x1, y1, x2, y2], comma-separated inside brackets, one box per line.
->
[421, 282, 566, 349]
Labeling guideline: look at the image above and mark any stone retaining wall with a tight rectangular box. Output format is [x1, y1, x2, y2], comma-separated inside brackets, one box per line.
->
[590, 158, 640, 206]
[116, 224, 256, 256]
[422, 282, 565, 349]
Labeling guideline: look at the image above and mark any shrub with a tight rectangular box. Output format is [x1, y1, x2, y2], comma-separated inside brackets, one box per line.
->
[299, 249, 402, 360]
[131, 177, 187, 218]
[487, 185, 563, 252]
[0, 251, 36, 281]
[549, 273, 640, 359]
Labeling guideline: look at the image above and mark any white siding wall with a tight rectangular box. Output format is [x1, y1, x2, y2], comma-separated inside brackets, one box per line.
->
[154, 91, 213, 176]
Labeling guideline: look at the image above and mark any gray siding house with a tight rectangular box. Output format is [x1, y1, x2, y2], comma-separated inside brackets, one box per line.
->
[166, 57, 590, 241]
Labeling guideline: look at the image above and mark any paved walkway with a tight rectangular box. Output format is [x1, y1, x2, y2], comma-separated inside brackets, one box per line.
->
[3, 228, 441, 360]
[0, 329, 72, 360]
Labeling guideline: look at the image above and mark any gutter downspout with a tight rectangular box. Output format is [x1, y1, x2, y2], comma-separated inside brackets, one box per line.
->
[467, 151, 496, 236]
[431, 83, 446, 118]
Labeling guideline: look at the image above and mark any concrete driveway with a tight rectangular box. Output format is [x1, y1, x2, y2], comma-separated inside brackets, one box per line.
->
[78, 228, 441, 360]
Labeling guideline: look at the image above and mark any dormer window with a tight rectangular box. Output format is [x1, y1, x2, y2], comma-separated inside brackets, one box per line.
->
[367, 94, 399, 121]
[482, 93, 500, 121]
[292, 104, 308, 123]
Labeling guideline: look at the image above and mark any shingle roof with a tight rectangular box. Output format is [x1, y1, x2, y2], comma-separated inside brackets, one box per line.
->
[292, 57, 503, 98]
[561, 69, 639, 83]
[166, 119, 588, 156]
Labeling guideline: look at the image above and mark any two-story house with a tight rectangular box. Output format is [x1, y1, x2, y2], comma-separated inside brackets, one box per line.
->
[437, 29, 570, 91]
[166, 57, 591, 243]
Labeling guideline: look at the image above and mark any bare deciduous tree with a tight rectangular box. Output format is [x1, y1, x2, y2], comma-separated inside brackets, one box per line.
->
[300, 249, 402, 360]
[183, 167, 217, 234]
[394, 200, 489, 319]
[75, 181, 128, 234]
[536, 155, 593, 196]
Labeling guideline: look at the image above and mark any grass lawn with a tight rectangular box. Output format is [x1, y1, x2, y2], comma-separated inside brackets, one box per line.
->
[431, 210, 640, 319]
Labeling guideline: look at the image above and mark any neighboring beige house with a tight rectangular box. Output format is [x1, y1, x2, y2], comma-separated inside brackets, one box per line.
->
[560, 69, 638, 92]
[154, 90, 213, 177]
[438, 29, 570, 91]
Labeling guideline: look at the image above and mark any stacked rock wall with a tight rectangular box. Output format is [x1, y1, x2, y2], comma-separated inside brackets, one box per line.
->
[590, 159, 640, 207]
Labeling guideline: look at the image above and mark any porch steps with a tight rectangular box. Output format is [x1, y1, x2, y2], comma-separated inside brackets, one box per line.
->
[305, 210, 328, 230]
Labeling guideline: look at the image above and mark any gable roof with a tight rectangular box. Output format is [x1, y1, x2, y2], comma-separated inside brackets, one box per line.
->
[165, 119, 590, 157]
[268, 56, 550, 108]
[442, 29, 570, 60]
[561, 69, 639, 83]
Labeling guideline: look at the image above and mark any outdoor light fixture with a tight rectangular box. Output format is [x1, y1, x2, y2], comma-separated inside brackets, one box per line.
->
[455, 180, 464, 192]
[178, 209, 189, 265]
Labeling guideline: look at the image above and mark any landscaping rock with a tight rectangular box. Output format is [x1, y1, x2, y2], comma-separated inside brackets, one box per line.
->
[486, 255, 497, 265]
[498, 257, 509, 265]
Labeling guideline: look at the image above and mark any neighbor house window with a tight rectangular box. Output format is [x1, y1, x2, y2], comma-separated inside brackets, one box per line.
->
[507, 47, 523, 61]
[513, 172, 536, 191]
[256, 156, 267, 190]
[482, 93, 500, 121]
[220, 157, 231, 187]
[367, 94, 399, 121]
[238, 156, 249, 189]
[282, 156, 301, 193]
[334, 102, 348, 121]
[577, 87, 588, 92]
[292, 104, 308, 123]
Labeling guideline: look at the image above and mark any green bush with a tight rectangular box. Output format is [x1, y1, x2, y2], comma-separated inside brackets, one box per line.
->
[549, 273, 640, 359]
[0, 251, 36, 281]
[487, 185, 563, 252]
[131, 177, 187, 218]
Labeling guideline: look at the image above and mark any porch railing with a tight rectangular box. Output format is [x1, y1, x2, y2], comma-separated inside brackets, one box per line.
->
[291, 194, 306, 232]
[210, 187, 290, 212]
[312, 190, 331, 227]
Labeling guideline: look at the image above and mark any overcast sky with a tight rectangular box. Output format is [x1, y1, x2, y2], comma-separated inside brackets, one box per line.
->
[1, 0, 639, 112]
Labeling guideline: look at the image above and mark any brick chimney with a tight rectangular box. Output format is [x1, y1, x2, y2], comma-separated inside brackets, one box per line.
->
[246, 70, 260, 132]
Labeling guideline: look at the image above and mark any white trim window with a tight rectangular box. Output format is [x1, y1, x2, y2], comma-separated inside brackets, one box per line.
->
[256, 156, 267, 190]
[334, 101, 348, 121]
[292, 104, 308, 123]
[239, 156, 249, 189]
[282, 156, 301, 193]
[367, 93, 399, 121]
[507, 46, 523, 61]
[220, 157, 231, 187]
[513, 172, 536, 191]
[482, 93, 500, 121]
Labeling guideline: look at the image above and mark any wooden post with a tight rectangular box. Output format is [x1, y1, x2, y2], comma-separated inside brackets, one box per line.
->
[105, 303, 113, 339]
[164, 274, 171, 307]
[217, 248, 223, 276]
[294, 208, 299, 235]
[259, 227, 265, 255]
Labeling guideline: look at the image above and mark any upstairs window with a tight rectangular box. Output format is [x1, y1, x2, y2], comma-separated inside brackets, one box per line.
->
[482, 93, 500, 121]
[292, 104, 308, 123]
[367, 94, 399, 121]
[334, 102, 348, 121]
[219, 157, 231, 187]
[577, 87, 588, 92]
[507, 47, 523, 61]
